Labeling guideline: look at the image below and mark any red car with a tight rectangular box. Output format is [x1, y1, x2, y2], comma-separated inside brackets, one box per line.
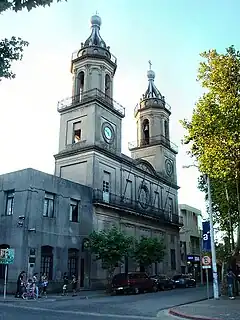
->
[112, 272, 158, 294]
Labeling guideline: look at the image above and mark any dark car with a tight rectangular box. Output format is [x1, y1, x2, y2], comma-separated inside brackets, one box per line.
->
[112, 272, 158, 295]
[150, 274, 175, 290]
[172, 274, 196, 288]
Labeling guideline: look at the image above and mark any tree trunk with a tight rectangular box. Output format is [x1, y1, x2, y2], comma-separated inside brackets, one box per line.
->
[106, 268, 114, 294]
[220, 262, 228, 296]
[235, 172, 240, 255]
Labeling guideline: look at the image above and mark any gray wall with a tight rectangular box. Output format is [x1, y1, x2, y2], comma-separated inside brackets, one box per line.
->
[0, 168, 93, 292]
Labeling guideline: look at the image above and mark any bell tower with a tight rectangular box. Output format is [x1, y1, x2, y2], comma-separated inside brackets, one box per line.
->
[129, 62, 178, 183]
[54, 14, 125, 186]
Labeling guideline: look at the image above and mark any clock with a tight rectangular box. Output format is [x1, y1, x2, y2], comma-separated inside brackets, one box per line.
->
[165, 159, 173, 176]
[102, 122, 115, 144]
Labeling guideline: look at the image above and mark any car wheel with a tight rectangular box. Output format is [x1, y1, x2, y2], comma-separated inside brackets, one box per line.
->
[172, 284, 176, 289]
[152, 285, 158, 292]
[134, 287, 139, 294]
[160, 285, 165, 291]
[185, 283, 189, 288]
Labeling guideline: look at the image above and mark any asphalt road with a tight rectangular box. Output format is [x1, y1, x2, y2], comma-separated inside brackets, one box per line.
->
[0, 286, 212, 320]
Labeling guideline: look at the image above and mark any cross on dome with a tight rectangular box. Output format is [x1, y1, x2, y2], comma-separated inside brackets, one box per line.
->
[143, 61, 164, 100]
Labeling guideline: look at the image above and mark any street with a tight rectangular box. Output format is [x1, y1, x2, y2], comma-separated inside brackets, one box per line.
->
[0, 286, 212, 320]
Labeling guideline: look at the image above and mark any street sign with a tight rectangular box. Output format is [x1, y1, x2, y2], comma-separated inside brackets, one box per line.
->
[202, 221, 211, 252]
[202, 265, 211, 269]
[202, 255, 211, 266]
[0, 249, 15, 264]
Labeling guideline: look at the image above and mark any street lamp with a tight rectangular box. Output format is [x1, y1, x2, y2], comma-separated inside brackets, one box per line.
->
[182, 165, 219, 299]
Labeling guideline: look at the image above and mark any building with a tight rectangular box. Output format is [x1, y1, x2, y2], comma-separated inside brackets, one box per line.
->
[179, 204, 202, 276]
[0, 14, 182, 291]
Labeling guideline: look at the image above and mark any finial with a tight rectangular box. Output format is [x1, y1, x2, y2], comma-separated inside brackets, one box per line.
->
[148, 60, 152, 70]
[95, 10, 99, 15]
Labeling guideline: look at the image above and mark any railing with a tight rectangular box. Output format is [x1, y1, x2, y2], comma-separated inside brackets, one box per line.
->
[134, 99, 171, 116]
[92, 189, 183, 226]
[57, 88, 125, 117]
[71, 49, 117, 64]
[128, 135, 178, 153]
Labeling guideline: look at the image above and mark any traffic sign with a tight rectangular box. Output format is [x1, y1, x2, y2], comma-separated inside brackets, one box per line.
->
[0, 249, 15, 264]
[202, 265, 211, 269]
[202, 255, 211, 266]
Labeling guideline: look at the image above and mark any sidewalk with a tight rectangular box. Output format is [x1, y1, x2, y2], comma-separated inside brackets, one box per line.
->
[169, 296, 240, 320]
[0, 289, 106, 303]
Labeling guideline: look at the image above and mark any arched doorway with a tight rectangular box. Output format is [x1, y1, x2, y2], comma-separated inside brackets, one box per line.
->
[40, 246, 53, 280]
[75, 71, 85, 102]
[68, 248, 79, 277]
[164, 120, 169, 140]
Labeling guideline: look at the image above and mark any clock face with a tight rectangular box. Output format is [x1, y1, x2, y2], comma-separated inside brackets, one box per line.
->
[102, 122, 115, 144]
[104, 127, 112, 140]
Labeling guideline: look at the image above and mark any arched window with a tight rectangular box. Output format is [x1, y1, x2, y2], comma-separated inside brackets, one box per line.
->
[142, 119, 150, 145]
[0, 244, 9, 279]
[68, 248, 79, 277]
[75, 71, 85, 102]
[164, 120, 169, 140]
[40, 246, 53, 280]
[105, 74, 111, 97]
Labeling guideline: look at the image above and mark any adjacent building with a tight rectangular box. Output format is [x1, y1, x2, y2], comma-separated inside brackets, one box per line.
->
[179, 204, 202, 276]
[0, 14, 182, 291]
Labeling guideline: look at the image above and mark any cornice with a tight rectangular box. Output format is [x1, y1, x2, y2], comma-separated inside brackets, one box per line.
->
[54, 145, 180, 190]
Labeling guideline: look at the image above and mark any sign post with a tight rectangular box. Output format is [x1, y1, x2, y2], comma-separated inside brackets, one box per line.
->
[0, 249, 15, 300]
[202, 255, 211, 300]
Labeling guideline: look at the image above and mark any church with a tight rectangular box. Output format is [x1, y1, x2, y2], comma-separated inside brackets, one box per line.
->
[0, 14, 182, 291]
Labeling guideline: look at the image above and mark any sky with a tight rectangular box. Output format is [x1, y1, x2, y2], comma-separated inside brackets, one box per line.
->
[0, 0, 239, 219]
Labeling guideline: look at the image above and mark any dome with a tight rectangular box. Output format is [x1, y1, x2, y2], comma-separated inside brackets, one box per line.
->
[147, 69, 155, 80]
[90, 14, 102, 27]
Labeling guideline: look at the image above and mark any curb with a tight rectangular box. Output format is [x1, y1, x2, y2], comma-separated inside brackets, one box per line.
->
[168, 309, 220, 320]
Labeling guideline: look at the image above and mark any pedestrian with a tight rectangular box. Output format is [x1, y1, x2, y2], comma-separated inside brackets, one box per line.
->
[227, 268, 235, 299]
[62, 272, 68, 296]
[42, 274, 48, 298]
[15, 271, 25, 298]
[32, 273, 39, 298]
[71, 274, 77, 296]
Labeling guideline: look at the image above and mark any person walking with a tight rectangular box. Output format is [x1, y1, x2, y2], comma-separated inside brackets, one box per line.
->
[62, 272, 69, 296]
[32, 273, 39, 298]
[71, 274, 77, 296]
[41, 274, 48, 298]
[15, 271, 25, 298]
[227, 269, 235, 299]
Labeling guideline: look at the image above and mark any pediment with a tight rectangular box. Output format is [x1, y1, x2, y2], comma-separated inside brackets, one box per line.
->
[135, 160, 156, 175]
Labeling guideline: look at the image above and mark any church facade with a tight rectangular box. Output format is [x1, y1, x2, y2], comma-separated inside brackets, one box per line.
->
[0, 14, 182, 291]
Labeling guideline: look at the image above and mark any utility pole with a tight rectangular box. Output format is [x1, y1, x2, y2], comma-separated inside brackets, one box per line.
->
[206, 175, 219, 299]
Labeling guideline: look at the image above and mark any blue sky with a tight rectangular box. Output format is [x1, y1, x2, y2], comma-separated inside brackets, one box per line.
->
[0, 0, 239, 217]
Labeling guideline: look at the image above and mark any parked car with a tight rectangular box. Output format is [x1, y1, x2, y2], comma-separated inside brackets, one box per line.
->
[112, 272, 158, 295]
[172, 274, 196, 288]
[150, 274, 175, 290]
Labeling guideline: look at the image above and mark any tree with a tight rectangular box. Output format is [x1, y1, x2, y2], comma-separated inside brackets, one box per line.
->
[131, 236, 165, 271]
[181, 46, 240, 253]
[85, 226, 132, 291]
[0, 0, 66, 81]
[198, 175, 238, 247]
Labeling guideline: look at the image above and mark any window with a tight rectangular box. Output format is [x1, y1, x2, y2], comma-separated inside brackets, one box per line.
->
[154, 191, 160, 209]
[40, 246, 53, 280]
[170, 249, 176, 270]
[168, 198, 173, 221]
[73, 122, 82, 144]
[43, 193, 54, 217]
[164, 120, 169, 139]
[70, 199, 79, 222]
[75, 71, 84, 102]
[142, 119, 150, 145]
[105, 74, 111, 96]
[68, 248, 79, 277]
[5, 190, 14, 216]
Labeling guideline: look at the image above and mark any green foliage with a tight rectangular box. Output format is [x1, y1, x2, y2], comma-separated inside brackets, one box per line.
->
[181, 46, 240, 178]
[0, 37, 29, 80]
[216, 242, 232, 264]
[131, 236, 165, 268]
[198, 175, 238, 232]
[0, 0, 66, 81]
[85, 227, 132, 276]
[0, 0, 65, 13]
